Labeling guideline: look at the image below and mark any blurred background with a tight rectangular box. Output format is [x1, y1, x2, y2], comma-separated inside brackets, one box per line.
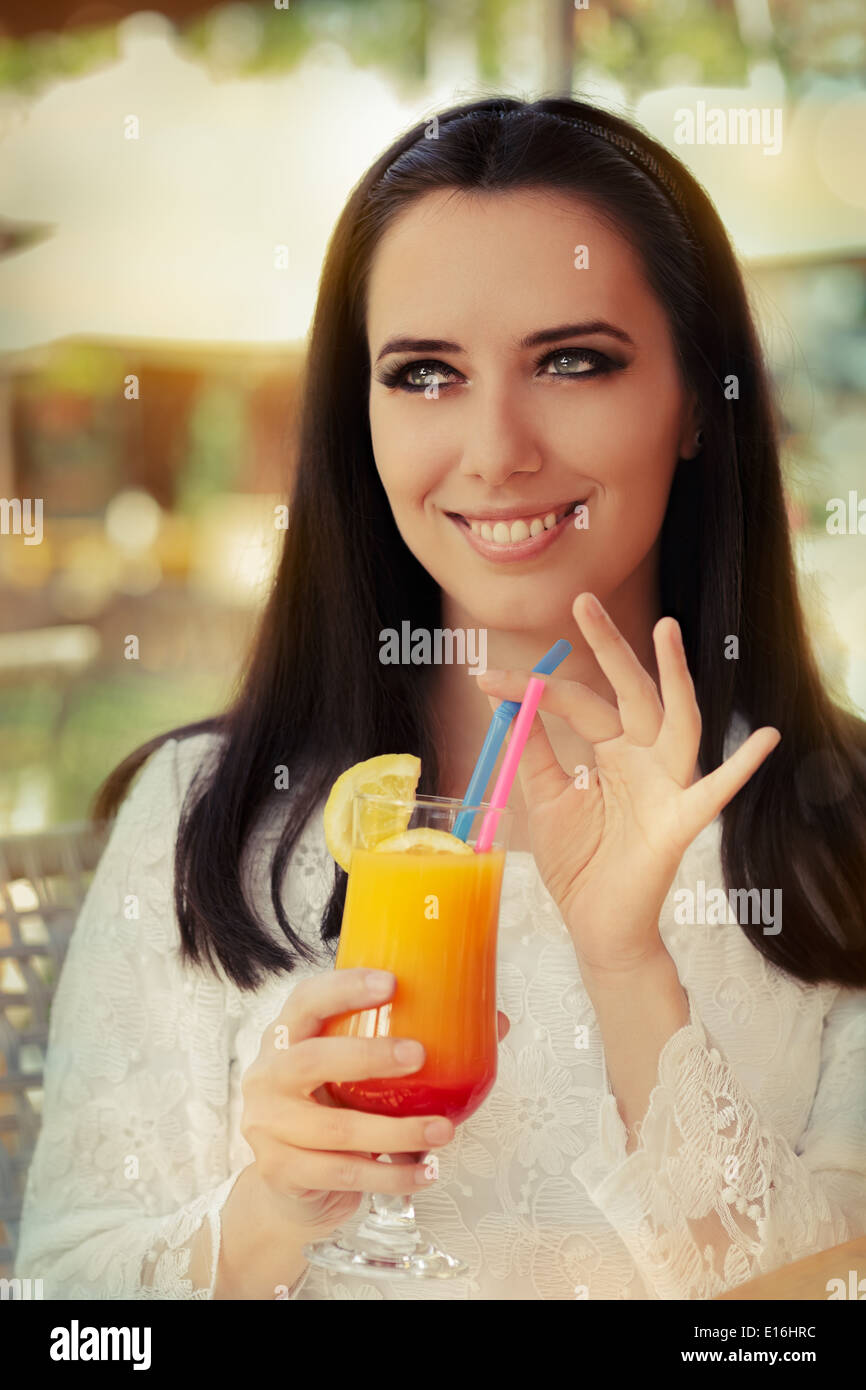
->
[0, 0, 864, 834]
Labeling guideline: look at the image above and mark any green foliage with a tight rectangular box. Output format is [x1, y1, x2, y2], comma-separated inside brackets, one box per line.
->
[20, 343, 120, 398]
[0, 24, 118, 94]
[0, 0, 857, 98]
[0, 670, 227, 827]
[175, 384, 245, 514]
[575, 1, 748, 93]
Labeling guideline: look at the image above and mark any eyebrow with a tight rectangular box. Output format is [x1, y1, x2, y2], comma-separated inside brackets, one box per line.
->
[373, 320, 635, 365]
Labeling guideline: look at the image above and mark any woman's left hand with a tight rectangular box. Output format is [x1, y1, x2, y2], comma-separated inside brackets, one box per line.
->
[476, 593, 781, 977]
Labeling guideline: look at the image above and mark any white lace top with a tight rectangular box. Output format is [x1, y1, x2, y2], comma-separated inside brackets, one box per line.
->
[14, 725, 866, 1300]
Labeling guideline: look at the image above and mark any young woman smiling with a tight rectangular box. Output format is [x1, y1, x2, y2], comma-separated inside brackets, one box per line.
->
[15, 96, 866, 1302]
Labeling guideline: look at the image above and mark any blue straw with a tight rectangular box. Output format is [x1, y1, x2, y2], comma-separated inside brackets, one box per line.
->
[452, 639, 572, 841]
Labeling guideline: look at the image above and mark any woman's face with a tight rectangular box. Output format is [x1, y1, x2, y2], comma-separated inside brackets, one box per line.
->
[365, 187, 698, 631]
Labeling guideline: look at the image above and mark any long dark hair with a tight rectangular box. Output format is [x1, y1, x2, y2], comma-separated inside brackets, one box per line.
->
[93, 95, 866, 990]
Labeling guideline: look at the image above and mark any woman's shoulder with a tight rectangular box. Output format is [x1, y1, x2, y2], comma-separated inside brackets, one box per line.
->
[120, 728, 227, 821]
[168, 728, 227, 781]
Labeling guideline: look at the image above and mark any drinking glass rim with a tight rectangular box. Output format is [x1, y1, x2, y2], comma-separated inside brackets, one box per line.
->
[354, 791, 515, 815]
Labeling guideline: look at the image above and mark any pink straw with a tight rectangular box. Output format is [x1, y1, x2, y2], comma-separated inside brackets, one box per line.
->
[474, 675, 547, 853]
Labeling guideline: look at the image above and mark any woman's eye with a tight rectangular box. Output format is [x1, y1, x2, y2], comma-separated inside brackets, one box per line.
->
[384, 360, 460, 392]
[538, 348, 611, 376]
[377, 346, 615, 392]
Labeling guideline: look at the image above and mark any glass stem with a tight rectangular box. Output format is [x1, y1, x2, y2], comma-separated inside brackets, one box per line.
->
[354, 1155, 423, 1252]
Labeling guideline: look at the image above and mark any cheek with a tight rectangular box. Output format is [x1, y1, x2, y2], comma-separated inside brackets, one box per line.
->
[572, 372, 682, 563]
[586, 371, 685, 493]
[369, 399, 448, 505]
[536, 359, 683, 460]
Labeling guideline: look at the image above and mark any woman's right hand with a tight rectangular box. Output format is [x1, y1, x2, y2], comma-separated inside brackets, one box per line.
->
[240, 968, 489, 1241]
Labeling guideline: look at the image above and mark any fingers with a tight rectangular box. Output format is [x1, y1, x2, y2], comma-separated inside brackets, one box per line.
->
[263, 1143, 435, 1197]
[477, 670, 621, 743]
[572, 593, 664, 745]
[497, 1010, 510, 1042]
[260, 1092, 454, 1157]
[507, 703, 568, 804]
[482, 683, 567, 803]
[284, 1034, 427, 1098]
[652, 617, 702, 785]
[281, 968, 395, 1046]
[677, 727, 781, 843]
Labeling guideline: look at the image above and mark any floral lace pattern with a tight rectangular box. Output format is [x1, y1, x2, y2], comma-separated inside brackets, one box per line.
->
[14, 725, 866, 1299]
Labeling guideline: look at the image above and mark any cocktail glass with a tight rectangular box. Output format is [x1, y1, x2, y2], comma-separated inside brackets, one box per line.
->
[302, 793, 512, 1280]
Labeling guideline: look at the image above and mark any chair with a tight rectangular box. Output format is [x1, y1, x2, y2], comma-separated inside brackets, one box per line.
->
[0, 822, 108, 1275]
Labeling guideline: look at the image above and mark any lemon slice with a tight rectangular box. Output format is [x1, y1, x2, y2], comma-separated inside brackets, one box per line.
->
[373, 828, 473, 855]
[322, 753, 422, 871]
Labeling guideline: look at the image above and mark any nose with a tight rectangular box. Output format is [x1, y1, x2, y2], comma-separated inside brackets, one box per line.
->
[456, 379, 543, 485]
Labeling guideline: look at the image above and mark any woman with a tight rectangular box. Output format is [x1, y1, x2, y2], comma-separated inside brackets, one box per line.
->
[15, 96, 866, 1301]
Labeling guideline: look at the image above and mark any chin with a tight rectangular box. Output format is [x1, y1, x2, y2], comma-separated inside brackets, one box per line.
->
[444, 583, 581, 632]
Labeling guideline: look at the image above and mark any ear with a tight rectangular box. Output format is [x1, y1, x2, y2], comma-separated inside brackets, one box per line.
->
[677, 389, 702, 461]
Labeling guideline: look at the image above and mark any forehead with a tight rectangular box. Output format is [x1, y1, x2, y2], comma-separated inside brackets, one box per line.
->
[365, 186, 663, 348]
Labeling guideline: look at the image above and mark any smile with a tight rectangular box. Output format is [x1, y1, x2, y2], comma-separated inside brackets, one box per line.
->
[446, 500, 586, 562]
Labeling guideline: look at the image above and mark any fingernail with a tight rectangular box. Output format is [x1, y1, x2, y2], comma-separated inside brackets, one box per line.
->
[480, 668, 504, 680]
[365, 970, 394, 994]
[395, 1039, 424, 1066]
[584, 594, 602, 618]
[424, 1119, 452, 1145]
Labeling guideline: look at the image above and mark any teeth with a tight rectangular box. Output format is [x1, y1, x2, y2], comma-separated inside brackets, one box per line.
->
[463, 505, 575, 545]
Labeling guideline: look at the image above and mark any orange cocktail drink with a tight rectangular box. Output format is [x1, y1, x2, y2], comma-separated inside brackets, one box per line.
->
[322, 842, 506, 1124]
[305, 778, 512, 1280]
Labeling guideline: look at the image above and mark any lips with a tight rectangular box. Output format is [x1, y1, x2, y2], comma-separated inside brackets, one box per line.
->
[447, 500, 586, 563]
[448, 499, 580, 527]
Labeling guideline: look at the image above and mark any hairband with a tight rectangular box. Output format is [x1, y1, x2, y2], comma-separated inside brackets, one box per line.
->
[549, 114, 703, 259]
[378, 107, 703, 263]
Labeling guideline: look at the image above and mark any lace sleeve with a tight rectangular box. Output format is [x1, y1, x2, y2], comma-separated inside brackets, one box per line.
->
[571, 984, 866, 1300]
[13, 735, 249, 1300]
